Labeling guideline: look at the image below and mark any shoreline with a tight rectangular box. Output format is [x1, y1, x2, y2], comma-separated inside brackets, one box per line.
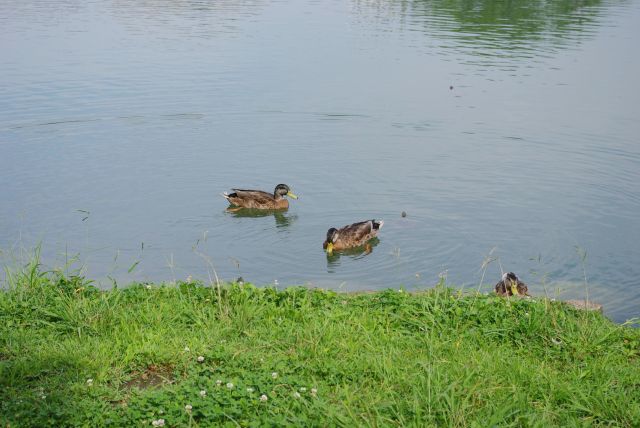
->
[1, 269, 639, 426]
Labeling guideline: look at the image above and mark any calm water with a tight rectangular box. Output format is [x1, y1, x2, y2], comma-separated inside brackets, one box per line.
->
[1, 0, 639, 322]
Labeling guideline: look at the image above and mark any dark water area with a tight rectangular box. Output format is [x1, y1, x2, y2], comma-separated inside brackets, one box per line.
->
[1, 0, 639, 323]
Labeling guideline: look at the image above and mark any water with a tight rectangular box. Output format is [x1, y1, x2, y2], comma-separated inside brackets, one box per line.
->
[1, 0, 639, 323]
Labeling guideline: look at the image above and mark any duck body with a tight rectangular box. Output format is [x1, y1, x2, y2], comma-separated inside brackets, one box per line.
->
[495, 272, 529, 296]
[223, 184, 297, 210]
[323, 219, 383, 253]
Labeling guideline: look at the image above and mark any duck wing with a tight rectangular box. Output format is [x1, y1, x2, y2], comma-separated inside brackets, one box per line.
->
[223, 189, 277, 208]
[338, 220, 383, 246]
[516, 280, 529, 296]
[230, 189, 275, 201]
[494, 279, 508, 296]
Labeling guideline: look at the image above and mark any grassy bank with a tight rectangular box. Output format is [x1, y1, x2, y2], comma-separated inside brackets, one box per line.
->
[1, 263, 639, 427]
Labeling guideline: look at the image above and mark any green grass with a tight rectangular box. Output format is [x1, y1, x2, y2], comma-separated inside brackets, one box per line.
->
[1, 259, 639, 427]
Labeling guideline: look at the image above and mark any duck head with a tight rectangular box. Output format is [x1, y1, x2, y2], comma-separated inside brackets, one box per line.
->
[274, 184, 298, 200]
[502, 272, 520, 295]
[324, 227, 339, 254]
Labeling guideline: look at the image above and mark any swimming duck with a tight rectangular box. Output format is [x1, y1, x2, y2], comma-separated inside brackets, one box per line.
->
[495, 272, 529, 297]
[323, 219, 383, 254]
[222, 184, 298, 210]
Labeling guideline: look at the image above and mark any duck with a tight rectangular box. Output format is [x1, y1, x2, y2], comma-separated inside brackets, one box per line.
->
[323, 219, 384, 254]
[494, 272, 529, 297]
[222, 184, 298, 210]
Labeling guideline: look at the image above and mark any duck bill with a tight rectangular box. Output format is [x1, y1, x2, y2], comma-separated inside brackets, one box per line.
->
[510, 282, 519, 296]
[326, 242, 334, 254]
[286, 191, 298, 199]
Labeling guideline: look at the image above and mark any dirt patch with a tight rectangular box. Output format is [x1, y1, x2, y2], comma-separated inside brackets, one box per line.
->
[565, 299, 603, 312]
[123, 364, 175, 390]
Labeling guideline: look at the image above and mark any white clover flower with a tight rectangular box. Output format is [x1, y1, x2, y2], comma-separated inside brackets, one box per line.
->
[246, 387, 254, 393]
[186, 275, 193, 283]
[41, 395, 46, 400]
[199, 390, 207, 397]
[260, 394, 268, 402]
[226, 382, 234, 389]
[197, 356, 205, 363]
[299, 387, 306, 392]
[146, 285, 152, 290]
[86, 378, 93, 386]
[184, 346, 190, 352]
[152, 419, 165, 427]
[271, 372, 278, 379]
[216, 379, 222, 386]
[311, 388, 317, 396]
[185, 404, 192, 411]
[293, 392, 301, 399]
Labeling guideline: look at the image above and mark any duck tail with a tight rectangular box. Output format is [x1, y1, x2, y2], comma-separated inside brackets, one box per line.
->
[372, 219, 384, 230]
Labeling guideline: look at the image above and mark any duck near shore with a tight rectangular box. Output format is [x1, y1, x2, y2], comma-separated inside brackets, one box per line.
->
[323, 219, 384, 254]
[495, 272, 529, 297]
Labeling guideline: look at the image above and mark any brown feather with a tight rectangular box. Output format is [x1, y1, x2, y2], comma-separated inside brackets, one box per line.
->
[495, 274, 529, 297]
[224, 189, 288, 210]
[324, 220, 383, 251]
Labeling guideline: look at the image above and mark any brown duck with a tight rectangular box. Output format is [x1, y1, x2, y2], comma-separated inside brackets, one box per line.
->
[323, 220, 384, 254]
[222, 184, 298, 210]
[495, 272, 529, 297]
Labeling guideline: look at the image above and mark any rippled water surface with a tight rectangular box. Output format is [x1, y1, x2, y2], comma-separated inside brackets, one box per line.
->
[1, 0, 639, 322]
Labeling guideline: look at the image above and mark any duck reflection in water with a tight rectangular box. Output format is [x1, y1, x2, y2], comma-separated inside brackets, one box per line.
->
[225, 207, 297, 229]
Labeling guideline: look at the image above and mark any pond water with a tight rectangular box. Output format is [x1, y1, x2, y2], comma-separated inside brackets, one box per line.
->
[1, 0, 639, 323]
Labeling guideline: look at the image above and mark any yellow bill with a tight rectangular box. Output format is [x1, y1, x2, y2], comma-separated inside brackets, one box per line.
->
[326, 242, 334, 254]
[510, 281, 519, 296]
[287, 191, 298, 199]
